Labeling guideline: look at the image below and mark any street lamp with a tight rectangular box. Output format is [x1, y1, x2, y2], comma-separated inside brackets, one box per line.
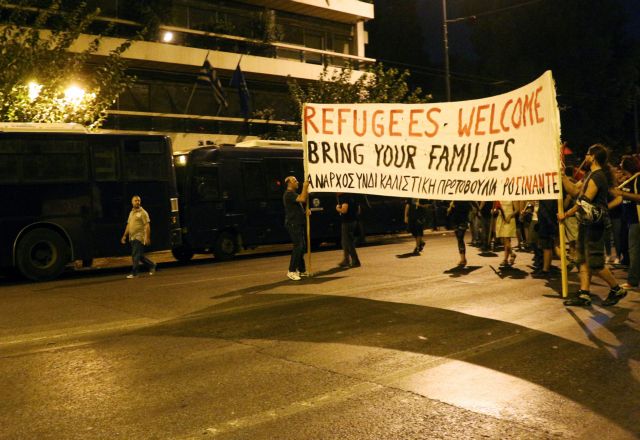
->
[64, 85, 86, 106]
[27, 81, 42, 101]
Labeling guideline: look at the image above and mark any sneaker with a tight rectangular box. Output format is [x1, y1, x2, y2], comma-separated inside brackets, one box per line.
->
[298, 271, 310, 277]
[602, 287, 628, 306]
[126, 274, 137, 279]
[287, 271, 301, 281]
[419, 242, 425, 251]
[337, 260, 350, 268]
[563, 291, 592, 307]
[349, 261, 361, 268]
[149, 263, 157, 275]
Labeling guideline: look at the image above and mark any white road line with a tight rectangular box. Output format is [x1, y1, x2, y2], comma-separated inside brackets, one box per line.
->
[0, 318, 158, 349]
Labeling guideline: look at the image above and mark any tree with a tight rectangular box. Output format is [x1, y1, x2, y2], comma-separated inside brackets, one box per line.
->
[0, 0, 141, 128]
[288, 63, 431, 126]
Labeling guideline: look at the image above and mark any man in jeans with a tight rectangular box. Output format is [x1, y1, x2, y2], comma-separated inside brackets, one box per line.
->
[283, 176, 309, 281]
[121, 195, 156, 278]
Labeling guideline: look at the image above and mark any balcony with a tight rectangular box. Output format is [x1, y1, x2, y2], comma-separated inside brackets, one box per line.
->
[75, 18, 375, 80]
[237, 0, 374, 23]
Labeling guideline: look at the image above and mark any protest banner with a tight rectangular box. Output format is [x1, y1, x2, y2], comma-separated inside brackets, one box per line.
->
[302, 71, 562, 201]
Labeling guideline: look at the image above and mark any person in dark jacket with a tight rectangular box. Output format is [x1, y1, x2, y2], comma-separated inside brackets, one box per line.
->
[336, 193, 361, 268]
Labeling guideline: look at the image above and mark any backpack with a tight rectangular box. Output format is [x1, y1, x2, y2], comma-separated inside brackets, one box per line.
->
[575, 198, 605, 225]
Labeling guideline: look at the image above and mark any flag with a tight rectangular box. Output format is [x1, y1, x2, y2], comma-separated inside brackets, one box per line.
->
[230, 63, 251, 119]
[198, 59, 228, 108]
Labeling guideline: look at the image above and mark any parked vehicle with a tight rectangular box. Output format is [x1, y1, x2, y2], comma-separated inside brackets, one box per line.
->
[0, 124, 181, 280]
[171, 140, 406, 261]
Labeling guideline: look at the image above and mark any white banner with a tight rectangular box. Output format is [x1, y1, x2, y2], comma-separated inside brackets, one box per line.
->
[302, 71, 562, 201]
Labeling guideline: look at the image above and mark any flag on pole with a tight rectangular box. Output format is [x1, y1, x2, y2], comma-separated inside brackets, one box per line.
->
[230, 63, 251, 119]
[198, 59, 228, 109]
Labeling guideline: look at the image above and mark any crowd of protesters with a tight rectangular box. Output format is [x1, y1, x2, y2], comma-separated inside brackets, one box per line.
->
[282, 144, 635, 308]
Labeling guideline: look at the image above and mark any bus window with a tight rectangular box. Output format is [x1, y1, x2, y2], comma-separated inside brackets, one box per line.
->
[123, 139, 168, 181]
[91, 142, 120, 181]
[241, 161, 266, 200]
[192, 166, 220, 202]
[0, 139, 20, 182]
[22, 138, 87, 182]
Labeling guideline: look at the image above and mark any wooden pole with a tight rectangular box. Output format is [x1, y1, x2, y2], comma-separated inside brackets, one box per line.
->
[552, 86, 569, 298]
[302, 104, 312, 276]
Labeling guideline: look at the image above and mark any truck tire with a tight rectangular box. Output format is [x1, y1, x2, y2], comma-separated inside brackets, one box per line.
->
[172, 246, 194, 262]
[16, 228, 70, 281]
[213, 231, 237, 260]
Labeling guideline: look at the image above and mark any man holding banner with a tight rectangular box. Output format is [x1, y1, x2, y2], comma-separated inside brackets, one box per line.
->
[283, 176, 309, 281]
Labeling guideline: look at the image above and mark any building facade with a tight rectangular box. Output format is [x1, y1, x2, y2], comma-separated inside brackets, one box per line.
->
[84, 0, 375, 149]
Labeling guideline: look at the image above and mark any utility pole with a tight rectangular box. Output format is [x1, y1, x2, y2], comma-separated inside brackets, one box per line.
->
[635, 90, 639, 153]
[442, 0, 451, 102]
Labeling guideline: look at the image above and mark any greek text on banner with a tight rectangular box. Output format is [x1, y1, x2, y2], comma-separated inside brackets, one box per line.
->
[302, 70, 562, 201]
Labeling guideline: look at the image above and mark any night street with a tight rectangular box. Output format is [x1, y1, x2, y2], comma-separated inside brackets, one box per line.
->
[1, 232, 638, 440]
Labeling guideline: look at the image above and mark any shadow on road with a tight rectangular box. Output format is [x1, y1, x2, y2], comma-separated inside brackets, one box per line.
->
[132, 292, 640, 437]
[489, 265, 529, 280]
[395, 251, 421, 259]
[443, 265, 481, 277]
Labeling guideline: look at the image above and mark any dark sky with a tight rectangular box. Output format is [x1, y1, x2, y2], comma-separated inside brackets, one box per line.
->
[414, 0, 640, 68]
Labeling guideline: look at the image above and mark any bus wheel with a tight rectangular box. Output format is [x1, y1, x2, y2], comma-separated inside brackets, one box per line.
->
[172, 246, 194, 263]
[16, 229, 70, 281]
[213, 231, 237, 260]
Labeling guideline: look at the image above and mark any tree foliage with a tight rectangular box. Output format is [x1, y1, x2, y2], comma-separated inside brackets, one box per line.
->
[288, 63, 431, 119]
[0, 0, 137, 128]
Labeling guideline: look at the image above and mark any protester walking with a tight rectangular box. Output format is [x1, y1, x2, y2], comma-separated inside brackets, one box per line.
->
[121, 195, 156, 278]
[283, 176, 310, 281]
[447, 201, 471, 267]
[336, 192, 361, 268]
[532, 199, 559, 277]
[494, 200, 518, 267]
[478, 201, 493, 252]
[404, 198, 427, 254]
[610, 155, 640, 290]
[559, 144, 627, 306]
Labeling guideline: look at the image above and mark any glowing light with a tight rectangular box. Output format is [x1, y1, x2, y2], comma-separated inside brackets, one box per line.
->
[27, 81, 42, 101]
[162, 31, 174, 43]
[64, 85, 86, 106]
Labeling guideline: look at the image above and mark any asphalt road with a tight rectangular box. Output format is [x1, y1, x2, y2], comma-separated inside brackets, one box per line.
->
[1, 232, 639, 440]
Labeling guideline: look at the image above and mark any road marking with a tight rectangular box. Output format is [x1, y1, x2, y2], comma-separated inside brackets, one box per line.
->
[0, 318, 159, 351]
[157, 270, 285, 287]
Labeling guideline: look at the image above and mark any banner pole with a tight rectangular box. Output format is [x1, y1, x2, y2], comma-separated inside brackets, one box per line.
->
[617, 171, 640, 189]
[551, 75, 569, 298]
[302, 104, 312, 276]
